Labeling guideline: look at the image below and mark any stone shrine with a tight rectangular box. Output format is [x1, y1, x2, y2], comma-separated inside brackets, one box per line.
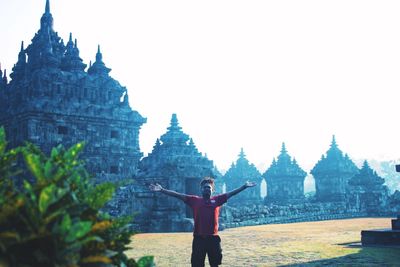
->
[263, 143, 307, 203]
[311, 136, 359, 202]
[347, 161, 389, 213]
[134, 114, 219, 232]
[222, 148, 263, 205]
[361, 164, 400, 246]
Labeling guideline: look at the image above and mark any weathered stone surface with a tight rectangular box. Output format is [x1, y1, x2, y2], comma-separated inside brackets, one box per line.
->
[347, 161, 389, 214]
[222, 148, 263, 205]
[311, 136, 359, 202]
[132, 114, 221, 232]
[0, 1, 146, 184]
[263, 143, 307, 203]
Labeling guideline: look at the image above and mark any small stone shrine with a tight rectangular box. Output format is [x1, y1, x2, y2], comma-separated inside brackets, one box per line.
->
[361, 164, 400, 246]
[347, 161, 389, 213]
[134, 114, 219, 232]
[222, 148, 263, 205]
[263, 143, 307, 203]
[311, 136, 359, 202]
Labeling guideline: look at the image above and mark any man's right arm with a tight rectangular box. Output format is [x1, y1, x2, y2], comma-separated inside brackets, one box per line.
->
[149, 183, 188, 201]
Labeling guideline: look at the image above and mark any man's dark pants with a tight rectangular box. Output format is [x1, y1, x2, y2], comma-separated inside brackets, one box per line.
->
[191, 235, 222, 267]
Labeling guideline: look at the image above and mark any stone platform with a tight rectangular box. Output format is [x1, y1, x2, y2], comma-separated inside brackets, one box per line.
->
[361, 228, 400, 246]
[361, 216, 400, 246]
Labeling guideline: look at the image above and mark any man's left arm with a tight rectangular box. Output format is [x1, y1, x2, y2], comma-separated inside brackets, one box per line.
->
[226, 181, 256, 200]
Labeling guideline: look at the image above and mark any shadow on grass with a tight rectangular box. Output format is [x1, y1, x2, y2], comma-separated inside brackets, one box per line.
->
[278, 245, 400, 267]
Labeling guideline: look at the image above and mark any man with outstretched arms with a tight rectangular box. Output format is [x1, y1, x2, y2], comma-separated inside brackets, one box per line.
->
[149, 177, 256, 267]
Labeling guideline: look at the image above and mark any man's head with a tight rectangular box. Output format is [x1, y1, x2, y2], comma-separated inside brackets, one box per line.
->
[200, 177, 215, 199]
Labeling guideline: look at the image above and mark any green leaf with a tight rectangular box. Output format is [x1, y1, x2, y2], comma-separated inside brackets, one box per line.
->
[39, 184, 56, 214]
[23, 152, 46, 183]
[65, 143, 84, 161]
[86, 183, 115, 210]
[59, 214, 72, 236]
[137, 256, 155, 267]
[44, 160, 53, 178]
[50, 147, 59, 159]
[66, 221, 92, 242]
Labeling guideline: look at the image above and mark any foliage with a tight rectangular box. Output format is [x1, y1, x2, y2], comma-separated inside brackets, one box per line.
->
[0, 127, 154, 267]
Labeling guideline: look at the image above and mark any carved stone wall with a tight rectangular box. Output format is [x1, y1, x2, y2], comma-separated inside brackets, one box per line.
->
[0, 1, 146, 184]
[311, 136, 359, 202]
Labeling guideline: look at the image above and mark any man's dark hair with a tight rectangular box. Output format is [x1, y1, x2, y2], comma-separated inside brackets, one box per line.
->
[200, 177, 215, 189]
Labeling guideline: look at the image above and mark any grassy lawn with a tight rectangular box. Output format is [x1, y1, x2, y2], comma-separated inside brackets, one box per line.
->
[126, 218, 400, 266]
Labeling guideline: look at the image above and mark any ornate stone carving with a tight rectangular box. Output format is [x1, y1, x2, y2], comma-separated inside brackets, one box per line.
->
[311, 136, 359, 202]
[263, 143, 307, 203]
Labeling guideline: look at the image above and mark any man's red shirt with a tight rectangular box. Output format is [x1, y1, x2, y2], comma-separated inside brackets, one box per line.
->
[184, 194, 228, 236]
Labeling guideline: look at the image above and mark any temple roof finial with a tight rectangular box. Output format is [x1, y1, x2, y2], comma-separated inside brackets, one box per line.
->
[170, 113, 178, 127]
[281, 142, 287, 153]
[45, 0, 50, 14]
[96, 44, 103, 61]
[331, 135, 337, 147]
[2, 69, 8, 84]
[20, 41, 24, 52]
[238, 148, 246, 159]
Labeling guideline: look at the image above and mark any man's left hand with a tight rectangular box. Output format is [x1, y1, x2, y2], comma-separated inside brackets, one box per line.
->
[244, 181, 256, 188]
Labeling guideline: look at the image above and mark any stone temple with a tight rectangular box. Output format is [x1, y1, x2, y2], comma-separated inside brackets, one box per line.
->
[132, 114, 219, 232]
[347, 160, 389, 213]
[1, 0, 398, 233]
[263, 143, 307, 203]
[222, 148, 263, 205]
[311, 136, 359, 202]
[0, 0, 146, 183]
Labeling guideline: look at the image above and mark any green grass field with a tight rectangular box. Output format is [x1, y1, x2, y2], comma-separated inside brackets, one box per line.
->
[127, 218, 400, 266]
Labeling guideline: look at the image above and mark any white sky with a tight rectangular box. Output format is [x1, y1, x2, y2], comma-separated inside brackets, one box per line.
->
[1, 0, 399, 173]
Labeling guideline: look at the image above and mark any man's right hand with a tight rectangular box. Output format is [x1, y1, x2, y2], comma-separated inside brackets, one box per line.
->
[149, 183, 163, 192]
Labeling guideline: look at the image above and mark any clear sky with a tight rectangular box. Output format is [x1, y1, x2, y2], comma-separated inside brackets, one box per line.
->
[0, 0, 399, 174]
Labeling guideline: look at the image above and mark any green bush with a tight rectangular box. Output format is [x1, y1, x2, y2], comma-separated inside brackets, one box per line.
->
[0, 127, 154, 267]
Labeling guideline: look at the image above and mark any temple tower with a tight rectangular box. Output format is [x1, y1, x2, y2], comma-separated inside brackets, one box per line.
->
[347, 161, 389, 213]
[223, 148, 263, 205]
[263, 143, 307, 203]
[311, 136, 359, 202]
[0, 0, 146, 183]
[135, 114, 219, 232]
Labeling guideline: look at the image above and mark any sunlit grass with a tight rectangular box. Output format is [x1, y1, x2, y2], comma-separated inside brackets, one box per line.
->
[126, 218, 400, 266]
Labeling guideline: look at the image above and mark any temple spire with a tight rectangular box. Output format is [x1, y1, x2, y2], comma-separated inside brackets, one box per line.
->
[2, 69, 8, 84]
[10, 41, 27, 81]
[238, 148, 246, 159]
[281, 142, 287, 153]
[61, 33, 86, 72]
[45, 0, 50, 14]
[40, 0, 54, 30]
[88, 44, 111, 75]
[331, 135, 337, 148]
[96, 45, 103, 61]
